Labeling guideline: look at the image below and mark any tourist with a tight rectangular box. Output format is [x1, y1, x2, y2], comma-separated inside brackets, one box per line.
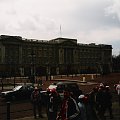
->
[78, 95, 87, 120]
[57, 88, 80, 120]
[116, 81, 120, 106]
[47, 89, 61, 120]
[31, 86, 43, 119]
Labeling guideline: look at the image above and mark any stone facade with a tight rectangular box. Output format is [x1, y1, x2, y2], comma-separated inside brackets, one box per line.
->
[0, 35, 112, 77]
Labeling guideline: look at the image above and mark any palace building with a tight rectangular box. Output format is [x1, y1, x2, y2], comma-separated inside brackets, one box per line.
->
[0, 35, 112, 78]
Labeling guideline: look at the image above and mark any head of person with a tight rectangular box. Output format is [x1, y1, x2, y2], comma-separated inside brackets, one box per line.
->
[78, 95, 85, 102]
[93, 86, 99, 92]
[63, 88, 71, 99]
[99, 83, 105, 90]
[105, 86, 110, 91]
[100, 83, 104, 87]
[34, 86, 38, 91]
[50, 88, 57, 96]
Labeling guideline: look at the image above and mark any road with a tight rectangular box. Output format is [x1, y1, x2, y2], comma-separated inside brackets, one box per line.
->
[0, 98, 120, 120]
[0, 78, 120, 120]
[0, 100, 33, 120]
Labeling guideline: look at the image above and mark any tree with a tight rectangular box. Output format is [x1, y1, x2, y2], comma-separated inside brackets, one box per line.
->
[112, 53, 120, 72]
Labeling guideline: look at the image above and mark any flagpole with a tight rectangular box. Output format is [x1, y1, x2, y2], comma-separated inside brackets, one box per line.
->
[60, 25, 62, 37]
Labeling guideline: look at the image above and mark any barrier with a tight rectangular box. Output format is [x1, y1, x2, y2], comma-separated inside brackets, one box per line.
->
[0, 100, 33, 120]
[7, 102, 10, 120]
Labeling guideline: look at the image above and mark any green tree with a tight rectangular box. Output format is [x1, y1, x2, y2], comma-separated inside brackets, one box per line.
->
[112, 53, 120, 72]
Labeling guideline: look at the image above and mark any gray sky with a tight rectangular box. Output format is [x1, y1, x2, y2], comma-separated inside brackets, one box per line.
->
[0, 0, 120, 55]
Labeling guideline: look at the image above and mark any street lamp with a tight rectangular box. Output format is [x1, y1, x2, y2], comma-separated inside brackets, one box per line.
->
[46, 62, 51, 81]
[56, 66, 59, 75]
[46, 64, 49, 81]
[30, 47, 36, 83]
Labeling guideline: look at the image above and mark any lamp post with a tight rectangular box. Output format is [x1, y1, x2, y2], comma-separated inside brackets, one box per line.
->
[46, 64, 49, 81]
[46, 62, 51, 81]
[56, 66, 59, 75]
[96, 62, 103, 75]
[30, 47, 36, 83]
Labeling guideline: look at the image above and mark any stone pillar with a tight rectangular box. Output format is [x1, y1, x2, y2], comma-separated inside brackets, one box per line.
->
[83, 76, 86, 82]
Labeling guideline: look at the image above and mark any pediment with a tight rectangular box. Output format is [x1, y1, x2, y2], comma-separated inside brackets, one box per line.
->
[60, 40, 77, 46]
[53, 37, 77, 46]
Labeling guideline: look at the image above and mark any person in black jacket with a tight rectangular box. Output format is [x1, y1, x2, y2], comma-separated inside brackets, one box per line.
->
[104, 86, 113, 119]
[96, 85, 113, 120]
[31, 87, 43, 119]
[96, 85, 106, 120]
[47, 89, 61, 120]
[57, 88, 80, 120]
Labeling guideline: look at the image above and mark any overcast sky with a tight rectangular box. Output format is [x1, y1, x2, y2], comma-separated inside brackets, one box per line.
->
[0, 0, 120, 55]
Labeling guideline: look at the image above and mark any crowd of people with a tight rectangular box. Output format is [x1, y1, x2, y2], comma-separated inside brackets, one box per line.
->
[30, 81, 120, 120]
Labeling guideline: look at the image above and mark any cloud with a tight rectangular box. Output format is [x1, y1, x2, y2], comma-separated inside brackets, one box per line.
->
[0, 0, 115, 34]
[0, 0, 60, 38]
[0, 0, 120, 55]
[77, 27, 120, 43]
[105, 0, 120, 21]
[76, 28, 120, 56]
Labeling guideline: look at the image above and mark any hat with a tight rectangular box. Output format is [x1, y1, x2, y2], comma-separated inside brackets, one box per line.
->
[100, 83, 104, 87]
[78, 95, 85, 99]
[34, 86, 38, 90]
[105, 86, 110, 90]
[106, 86, 109, 88]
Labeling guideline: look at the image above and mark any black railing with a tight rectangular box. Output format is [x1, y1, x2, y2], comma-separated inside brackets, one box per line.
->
[0, 100, 33, 120]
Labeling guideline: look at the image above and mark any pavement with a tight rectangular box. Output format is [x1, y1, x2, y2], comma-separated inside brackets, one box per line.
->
[14, 114, 48, 120]
[1, 77, 120, 120]
[13, 101, 120, 120]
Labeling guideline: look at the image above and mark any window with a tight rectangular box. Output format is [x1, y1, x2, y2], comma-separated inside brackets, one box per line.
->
[0, 48, 1, 63]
